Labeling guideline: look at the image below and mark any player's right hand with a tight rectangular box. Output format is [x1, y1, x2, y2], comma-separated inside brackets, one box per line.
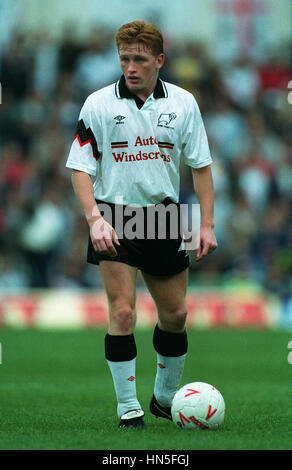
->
[89, 216, 120, 257]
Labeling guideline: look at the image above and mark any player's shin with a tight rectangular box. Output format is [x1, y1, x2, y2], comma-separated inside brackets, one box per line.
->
[153, 324, 188, 408]
[105, 333, 142, 418]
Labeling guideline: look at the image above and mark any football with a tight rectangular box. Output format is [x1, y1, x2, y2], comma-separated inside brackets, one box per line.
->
[171, 382, 225, 430]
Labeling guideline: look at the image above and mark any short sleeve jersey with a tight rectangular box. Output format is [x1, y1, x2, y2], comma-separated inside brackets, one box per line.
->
[66, 76, 212, 206]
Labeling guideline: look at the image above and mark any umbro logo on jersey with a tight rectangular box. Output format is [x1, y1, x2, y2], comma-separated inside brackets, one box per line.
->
[114, 115, 126, 124]
[157, 112, 177, 128]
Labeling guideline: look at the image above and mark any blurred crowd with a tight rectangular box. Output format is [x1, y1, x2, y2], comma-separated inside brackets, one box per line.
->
[0, 26, 291, 299]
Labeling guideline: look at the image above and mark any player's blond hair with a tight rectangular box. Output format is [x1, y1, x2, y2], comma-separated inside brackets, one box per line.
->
[116, 20, 164, 57]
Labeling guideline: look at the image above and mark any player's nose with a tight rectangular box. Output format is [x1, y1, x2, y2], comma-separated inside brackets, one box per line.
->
[128, 61, 137, 73]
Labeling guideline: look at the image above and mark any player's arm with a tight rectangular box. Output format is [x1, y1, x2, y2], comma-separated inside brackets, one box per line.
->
[191, 165, 218, 262]
[71, 170, 119, 257]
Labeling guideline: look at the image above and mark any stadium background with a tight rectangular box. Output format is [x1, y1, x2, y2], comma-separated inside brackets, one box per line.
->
[0, 0, 292, 329]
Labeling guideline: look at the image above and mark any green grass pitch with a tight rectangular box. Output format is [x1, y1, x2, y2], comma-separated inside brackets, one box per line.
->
[0, 327, 292, 450]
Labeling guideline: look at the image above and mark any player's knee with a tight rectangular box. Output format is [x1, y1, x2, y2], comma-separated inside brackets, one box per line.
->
[173, 308, 187, 330]
[160, 306, 187, 332]
[111, 303, 136, 333]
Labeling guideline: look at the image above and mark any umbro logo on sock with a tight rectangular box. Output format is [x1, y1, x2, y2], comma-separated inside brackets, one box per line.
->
[158, 363, 166, 369]
[127, 376, 135, 381]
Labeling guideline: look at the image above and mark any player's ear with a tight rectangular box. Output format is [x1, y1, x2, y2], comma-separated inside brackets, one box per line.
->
[156, 53, 165, 69]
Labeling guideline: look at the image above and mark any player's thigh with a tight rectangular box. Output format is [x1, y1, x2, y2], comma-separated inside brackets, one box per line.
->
[100, 261, 138, 309]
[141, 268, 188, 325]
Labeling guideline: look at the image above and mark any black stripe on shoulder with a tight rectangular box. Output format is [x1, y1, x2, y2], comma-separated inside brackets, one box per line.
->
[75, 119, 101, 160]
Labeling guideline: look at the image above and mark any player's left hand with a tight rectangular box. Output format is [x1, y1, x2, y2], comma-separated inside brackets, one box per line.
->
[195, 226, 218, 262]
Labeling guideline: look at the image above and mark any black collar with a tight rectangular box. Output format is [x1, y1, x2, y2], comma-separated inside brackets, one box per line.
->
[116, 75, 167, 101]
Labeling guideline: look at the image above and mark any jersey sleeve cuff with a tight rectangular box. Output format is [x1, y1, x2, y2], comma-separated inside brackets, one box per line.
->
[185, 158, 213, 169]
[66, 162, 96, 176]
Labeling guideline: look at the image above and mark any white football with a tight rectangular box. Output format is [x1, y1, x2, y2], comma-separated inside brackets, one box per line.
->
[171, 382, 225, 430]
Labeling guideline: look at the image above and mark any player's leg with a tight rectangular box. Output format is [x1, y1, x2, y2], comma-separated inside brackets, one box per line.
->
[100, 261, 144, 425]
[142, 268, 188, 333]
[141, 268, 188, 417]
[100, 260, 138, 335]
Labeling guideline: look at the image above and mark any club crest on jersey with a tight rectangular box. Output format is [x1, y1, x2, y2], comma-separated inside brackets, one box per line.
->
[114, 115, 126, 124]
[157, 112, 177, 128]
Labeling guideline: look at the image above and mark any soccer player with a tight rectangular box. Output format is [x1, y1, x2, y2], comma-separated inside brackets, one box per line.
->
[66, 20, 217, 428]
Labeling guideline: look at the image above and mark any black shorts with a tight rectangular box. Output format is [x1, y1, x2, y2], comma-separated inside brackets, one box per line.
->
[87, 199, 190, 276]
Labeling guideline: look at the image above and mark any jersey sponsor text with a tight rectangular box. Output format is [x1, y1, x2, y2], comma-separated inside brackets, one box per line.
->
[112, 150, 170, 163]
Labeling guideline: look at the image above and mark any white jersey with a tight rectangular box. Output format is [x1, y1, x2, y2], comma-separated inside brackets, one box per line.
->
[66, 76, 212, 206]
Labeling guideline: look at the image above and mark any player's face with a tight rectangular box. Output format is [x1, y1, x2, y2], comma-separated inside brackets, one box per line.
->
[119, 42, 164, 98]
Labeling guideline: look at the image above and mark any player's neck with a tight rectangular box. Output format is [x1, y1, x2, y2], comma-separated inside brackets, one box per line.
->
[129, 76, 158, 103]
[134, 86, 156, 102]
